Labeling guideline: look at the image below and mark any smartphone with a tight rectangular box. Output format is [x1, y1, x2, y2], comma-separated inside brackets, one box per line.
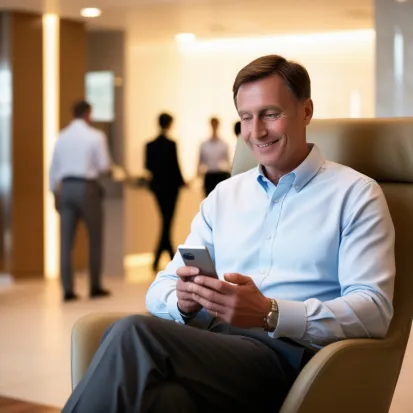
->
[178, 245, 218, 279]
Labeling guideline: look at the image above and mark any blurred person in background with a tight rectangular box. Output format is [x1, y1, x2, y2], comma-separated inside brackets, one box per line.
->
[234, 120, 241, 140]
[145, 113, 186, 272]
[198, 117, 231, 197]
[49, 100, 112, 302]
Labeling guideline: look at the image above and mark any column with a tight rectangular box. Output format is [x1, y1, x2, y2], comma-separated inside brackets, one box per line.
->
[375, 0, 413, 117]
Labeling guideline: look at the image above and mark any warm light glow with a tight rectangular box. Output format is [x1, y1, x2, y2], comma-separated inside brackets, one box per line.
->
[349, 90, 362, 118]
[124, 253, 155, 283]
[175, 33, 196, 43]
[80, 8, 102, 18]
[177, 29, 375, 53]
[43, 14, 60, 279]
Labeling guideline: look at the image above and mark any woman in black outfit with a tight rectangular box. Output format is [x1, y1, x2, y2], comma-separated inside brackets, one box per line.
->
[145, 113, 185, 271]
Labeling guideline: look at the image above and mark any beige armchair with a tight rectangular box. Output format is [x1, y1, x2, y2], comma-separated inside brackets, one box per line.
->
[71, 118, 413, 412]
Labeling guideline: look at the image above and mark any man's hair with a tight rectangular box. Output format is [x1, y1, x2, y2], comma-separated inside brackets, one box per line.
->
[73, 100, 91, 118]
[233, 55, 311, 103]
[159, 113, 173, 129]
[234, 121, 241, 136]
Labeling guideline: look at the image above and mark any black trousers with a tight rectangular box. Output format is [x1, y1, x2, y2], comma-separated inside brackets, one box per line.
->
[153, 189, 179, 267]
[62, 315, 312, 413]
[204, 172, 231, 197]
[59, 179, 103, 294]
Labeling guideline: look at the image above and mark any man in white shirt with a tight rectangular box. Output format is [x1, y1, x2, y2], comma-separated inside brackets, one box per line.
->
[198, 117, 231, 197]
[49, 101, 112, 301]
[62, 57, 395, 413]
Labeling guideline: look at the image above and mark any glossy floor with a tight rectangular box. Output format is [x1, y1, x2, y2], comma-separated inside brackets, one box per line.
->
[0, 270, 412, 411]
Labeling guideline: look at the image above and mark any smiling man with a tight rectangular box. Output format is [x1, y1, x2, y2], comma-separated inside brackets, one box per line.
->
[62, 55, 395, 413]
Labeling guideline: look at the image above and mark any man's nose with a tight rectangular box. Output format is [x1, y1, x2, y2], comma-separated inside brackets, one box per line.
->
[250, 118, 267, 140]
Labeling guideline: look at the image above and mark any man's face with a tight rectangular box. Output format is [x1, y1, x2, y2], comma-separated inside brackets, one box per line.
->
[236, 75, 313, 177]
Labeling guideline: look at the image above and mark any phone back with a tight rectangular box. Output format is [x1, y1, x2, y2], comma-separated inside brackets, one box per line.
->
[178, 246, 218, 278]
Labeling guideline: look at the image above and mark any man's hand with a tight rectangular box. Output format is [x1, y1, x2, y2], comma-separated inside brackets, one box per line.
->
[187, 273, 271, 328]
[176, 266, 203, 314]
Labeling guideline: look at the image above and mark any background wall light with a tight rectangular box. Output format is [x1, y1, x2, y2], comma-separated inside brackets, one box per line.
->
[175, 33, 196, 43]
[80, 8, 102, 18]
[42, 14, 60, 279]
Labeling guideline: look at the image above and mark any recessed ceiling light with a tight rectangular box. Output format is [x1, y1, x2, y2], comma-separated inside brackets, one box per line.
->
[80, 8, 102, 18]
[175, 33, 196, 43]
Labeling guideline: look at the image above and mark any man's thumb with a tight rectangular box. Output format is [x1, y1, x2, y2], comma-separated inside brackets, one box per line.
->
[224, 273, 250, 285]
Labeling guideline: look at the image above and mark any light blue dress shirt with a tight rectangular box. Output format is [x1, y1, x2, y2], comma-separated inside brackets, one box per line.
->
[146, 144, 395, 346]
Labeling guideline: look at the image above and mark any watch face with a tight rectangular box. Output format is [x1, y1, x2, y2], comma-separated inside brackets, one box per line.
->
[268, 311, 278, 331]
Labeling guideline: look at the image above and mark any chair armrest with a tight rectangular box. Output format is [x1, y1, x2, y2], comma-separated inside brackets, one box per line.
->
[280, 336, 406, 413]
[71, 312, 132, 389]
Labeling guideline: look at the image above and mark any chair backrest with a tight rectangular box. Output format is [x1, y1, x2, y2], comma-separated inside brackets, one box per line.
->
[231, 118, 413, 338]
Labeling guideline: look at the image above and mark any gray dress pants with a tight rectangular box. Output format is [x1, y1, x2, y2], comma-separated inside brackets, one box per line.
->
[62, 315, 310, 413]
[59, 179, 103, 294]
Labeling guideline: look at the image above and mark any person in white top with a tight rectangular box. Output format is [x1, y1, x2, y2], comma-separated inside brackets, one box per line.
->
[198, 117, 231, 197]
[49, 101, 112, 301]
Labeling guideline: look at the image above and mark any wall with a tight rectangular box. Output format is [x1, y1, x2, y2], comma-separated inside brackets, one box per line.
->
[87, 30, 125, 167]
[375, 0, 413, 117]
[10, 12, 44, 277]
[124, 28, 375, 257]
[87, 30, 126, 275]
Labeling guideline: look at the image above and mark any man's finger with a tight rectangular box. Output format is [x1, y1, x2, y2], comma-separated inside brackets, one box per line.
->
[176, 266, 200, 280]
[186, 282, 227, 305]
[193, 275, 233, 294]
[224, 273, 251, 285]
[191, 294, 225, 316]
[176, 290, 195, 301]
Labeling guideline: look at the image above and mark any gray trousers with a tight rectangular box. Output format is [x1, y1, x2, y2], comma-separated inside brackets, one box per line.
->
[62, 315, 311, 413]
[59, 179, 103, 293]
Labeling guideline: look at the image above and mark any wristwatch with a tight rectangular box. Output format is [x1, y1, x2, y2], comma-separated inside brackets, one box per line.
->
[263, 298, 279, 332]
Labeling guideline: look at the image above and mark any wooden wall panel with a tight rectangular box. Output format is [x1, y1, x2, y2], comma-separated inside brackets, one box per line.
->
[10, 12, 44, 277]
[59, 19, 88, 270]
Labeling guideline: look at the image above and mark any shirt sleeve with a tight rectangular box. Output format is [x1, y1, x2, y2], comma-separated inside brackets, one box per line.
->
[95, 132, 111, 172]
[270, 181, 395, 346]
[49, 143, 59, 192]
[146, 198, 215, 323]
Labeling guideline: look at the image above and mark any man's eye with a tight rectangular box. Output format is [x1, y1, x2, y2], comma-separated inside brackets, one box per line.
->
[242, 116, 252, 122]
[265, 113, 278, 118]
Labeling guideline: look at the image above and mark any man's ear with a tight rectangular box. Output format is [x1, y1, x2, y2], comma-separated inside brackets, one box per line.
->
[303, 98, 314, 126]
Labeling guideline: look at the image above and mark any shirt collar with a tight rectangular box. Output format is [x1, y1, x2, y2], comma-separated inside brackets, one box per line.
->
[72, 119, 88, 126]
[256, 144, 325, 193]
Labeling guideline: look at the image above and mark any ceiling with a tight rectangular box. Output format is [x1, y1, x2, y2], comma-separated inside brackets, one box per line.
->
[0, 0, 374, 40]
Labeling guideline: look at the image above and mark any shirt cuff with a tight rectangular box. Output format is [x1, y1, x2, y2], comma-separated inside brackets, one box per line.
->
[269, 299, 307, 339]
[166, 291, 184, 323]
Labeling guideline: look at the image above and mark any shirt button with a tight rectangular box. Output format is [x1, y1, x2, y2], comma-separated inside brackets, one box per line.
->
[274, 199, 279, 204]
[266, 235, 271, 240]
[294, 185, 300, 190]
[260, 270, 265, 275]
